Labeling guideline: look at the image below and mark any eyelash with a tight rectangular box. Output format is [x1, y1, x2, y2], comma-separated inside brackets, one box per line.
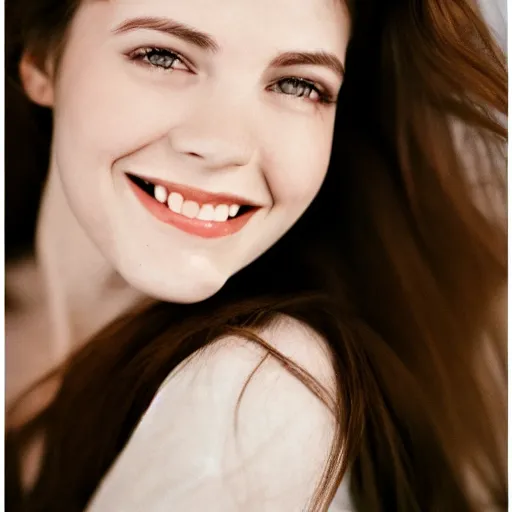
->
[127, 47, 336, 105]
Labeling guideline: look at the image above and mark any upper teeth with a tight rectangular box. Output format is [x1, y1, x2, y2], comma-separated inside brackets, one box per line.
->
[153, 185, 241, 222]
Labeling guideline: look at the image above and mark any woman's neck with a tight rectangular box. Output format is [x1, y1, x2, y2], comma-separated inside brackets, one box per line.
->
[35, 163, 145, 362]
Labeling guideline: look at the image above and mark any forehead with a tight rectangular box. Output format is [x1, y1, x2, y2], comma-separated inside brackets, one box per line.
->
[84, 0, 349, 56]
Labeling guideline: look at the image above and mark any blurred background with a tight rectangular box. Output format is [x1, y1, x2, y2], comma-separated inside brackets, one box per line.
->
[482, 0, 507, 50]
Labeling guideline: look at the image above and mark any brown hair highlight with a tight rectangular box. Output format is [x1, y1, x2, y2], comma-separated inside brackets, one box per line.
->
[5, 1, 507, 511]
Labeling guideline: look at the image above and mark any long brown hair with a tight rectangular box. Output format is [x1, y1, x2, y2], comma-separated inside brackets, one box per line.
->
[6, 0, 507, 511]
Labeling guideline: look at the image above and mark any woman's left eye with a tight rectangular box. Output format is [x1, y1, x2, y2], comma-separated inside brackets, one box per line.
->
[271, 78, 335, 105]
[128, 47, 190, 72]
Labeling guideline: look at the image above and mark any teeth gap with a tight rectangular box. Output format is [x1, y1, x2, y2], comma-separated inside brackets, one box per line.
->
[233, 205, 249, 218]
[129, 174, 155, 195]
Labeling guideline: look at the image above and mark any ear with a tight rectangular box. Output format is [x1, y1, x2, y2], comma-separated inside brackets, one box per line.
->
[19, 52, 55, 107]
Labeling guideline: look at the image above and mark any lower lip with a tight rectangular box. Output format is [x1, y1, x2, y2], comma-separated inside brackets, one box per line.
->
[127, 176, 258, 239]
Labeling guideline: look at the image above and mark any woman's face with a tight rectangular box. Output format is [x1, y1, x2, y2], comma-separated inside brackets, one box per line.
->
[35, 0, 349, 302]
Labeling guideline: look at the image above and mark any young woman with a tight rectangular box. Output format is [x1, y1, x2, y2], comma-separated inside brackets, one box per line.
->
[5, 0, 507, 510]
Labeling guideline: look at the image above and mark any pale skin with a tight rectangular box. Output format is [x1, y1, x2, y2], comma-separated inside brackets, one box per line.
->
[8, 0, 354, 509]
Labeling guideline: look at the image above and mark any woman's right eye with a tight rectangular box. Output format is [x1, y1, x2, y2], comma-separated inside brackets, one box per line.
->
[128, 47, 190, 72]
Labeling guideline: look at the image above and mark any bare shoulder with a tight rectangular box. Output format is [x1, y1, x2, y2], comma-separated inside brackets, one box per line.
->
[87, 315, 342, 512]
[192, 313, 338, 397]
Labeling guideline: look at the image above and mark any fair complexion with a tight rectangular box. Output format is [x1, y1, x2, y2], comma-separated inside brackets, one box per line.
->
[21, 0, 350, 334]
[15, 0, 352, 503]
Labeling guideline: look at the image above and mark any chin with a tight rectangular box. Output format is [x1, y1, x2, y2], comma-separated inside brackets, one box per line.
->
[118, 263, 227, 305]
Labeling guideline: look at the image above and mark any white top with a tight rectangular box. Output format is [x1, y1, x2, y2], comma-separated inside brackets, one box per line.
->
[85, 315, 354, 511]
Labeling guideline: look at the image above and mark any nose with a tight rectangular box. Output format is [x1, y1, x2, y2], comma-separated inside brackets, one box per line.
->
[167, 94, 255, 171]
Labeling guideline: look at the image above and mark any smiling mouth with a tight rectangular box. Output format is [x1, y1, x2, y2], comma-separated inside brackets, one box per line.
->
[126, 173, 259, 239]
[128, 174, 254, 221]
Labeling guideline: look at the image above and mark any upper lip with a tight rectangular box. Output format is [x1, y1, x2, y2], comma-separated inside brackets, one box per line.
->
[128, 172, 261, 207]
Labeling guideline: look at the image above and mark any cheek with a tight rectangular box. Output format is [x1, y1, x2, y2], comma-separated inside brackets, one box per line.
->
[263, 116, 334, 207]
[53, 49, 190, 164]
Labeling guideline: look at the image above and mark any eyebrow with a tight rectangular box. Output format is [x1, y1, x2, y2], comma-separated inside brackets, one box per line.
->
[112, 16, 219, 52]
[269, 52, 344, 79]
[113, 16, 344, 78]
